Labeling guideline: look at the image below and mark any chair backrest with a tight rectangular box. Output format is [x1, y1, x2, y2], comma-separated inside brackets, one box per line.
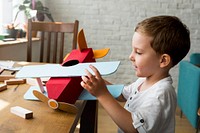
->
[190, 53, 200, 67]
[177, 53, 200, 129]
[27, 20, 79, 63]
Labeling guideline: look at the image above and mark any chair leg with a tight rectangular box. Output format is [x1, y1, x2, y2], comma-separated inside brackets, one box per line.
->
[196, 108, 200, 133]
[196, 119, 199, 133]
[180, 110, 183, 118]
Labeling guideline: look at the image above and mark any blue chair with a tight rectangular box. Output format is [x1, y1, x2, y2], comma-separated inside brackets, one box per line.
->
[177, 53, 200, 132]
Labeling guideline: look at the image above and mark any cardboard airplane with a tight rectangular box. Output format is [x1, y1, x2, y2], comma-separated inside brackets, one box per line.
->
[16, 29, 123, 113]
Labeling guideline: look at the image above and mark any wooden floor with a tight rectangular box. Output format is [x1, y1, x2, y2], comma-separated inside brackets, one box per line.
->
[175, 107, 197, 133]
[76, 103, 197, 133]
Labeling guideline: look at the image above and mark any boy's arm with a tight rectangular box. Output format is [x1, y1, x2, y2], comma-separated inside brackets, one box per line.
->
[104, 78, 127, 102]
[81, 65, 138, 133]
[104, 79, 112, 85]
[116, 94, 127, 102]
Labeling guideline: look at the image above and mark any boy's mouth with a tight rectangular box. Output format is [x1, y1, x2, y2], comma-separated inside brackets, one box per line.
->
[133, 64, 137, 70]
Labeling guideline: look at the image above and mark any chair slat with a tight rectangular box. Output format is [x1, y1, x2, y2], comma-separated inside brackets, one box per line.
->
[60, 33, 65, 63]
[40, 32, 45, 62]
[46, 32, 51, 63]
[53, 33, 58, 63]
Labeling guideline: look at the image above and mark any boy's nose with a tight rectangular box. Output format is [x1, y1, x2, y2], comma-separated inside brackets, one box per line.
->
[129, 52, 135, 61]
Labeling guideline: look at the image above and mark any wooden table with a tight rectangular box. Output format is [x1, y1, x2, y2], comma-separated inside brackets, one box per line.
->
[0, 61, 98, 133]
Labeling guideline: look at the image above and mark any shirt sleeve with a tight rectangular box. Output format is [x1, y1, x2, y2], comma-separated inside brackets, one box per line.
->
[132, 97, 163, 133]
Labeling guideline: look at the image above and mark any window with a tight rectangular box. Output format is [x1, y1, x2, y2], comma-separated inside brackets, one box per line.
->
[0, 0, 26, 33]
[0, 0, 13, 33]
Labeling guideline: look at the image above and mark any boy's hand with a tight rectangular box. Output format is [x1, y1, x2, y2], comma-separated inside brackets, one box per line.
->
[81, 65, 109, 98]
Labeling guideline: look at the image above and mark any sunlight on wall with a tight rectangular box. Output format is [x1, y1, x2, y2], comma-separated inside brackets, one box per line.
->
[0, 99, 10, 111]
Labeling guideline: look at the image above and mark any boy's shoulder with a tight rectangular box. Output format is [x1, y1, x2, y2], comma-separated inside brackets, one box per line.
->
[150, 76, 176, 97]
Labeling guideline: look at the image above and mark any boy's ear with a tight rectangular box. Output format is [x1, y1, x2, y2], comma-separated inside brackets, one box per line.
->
[160, 54, 171, 68]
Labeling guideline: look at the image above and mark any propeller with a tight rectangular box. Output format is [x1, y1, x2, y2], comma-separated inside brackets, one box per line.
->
[33, 90, 78, 114]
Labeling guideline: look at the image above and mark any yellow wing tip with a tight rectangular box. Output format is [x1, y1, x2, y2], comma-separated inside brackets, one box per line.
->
[93, 48, 110, 59]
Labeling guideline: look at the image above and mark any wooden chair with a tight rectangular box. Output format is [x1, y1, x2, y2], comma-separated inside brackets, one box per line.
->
[27, 20, 79, 63]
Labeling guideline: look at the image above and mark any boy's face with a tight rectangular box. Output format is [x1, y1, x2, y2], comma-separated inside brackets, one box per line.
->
[129, 32, 161, 78]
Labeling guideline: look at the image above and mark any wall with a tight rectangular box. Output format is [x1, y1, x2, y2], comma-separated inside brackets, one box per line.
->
[45, 0, 200, 88]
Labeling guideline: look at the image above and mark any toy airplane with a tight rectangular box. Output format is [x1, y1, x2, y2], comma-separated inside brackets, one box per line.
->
[16, 29, 124, 114]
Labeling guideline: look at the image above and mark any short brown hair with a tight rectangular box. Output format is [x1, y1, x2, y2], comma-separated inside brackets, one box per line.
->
[135, 15, 190, 66]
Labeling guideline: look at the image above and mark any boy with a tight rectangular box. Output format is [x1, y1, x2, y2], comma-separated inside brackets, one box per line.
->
[81, 15, 190, 133]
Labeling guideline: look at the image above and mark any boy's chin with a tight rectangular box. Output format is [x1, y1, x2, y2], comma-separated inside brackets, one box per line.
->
[135, 72, 145, 77]
[135, 73, 142, 77]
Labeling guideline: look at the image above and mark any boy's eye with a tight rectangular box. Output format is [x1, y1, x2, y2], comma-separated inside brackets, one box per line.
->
[136, 51, 142, 55]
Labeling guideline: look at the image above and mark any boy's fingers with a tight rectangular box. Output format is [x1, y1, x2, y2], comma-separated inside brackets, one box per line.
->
[85, 68, 98, 83]
[80, 81, 86, 88]
[81, 75, 88, 83]
[81, 81, 91, 90]
[89, 65, 101, 78]
[85, 69, 93, 78]
[81, 75, 93, 86]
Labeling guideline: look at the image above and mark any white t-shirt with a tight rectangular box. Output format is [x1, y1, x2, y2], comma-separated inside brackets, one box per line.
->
[119, 76, 177, 133]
